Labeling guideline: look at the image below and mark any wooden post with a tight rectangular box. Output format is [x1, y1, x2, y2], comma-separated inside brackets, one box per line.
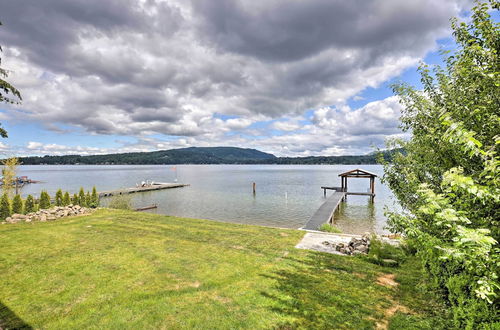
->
[252, 182, 256, 194]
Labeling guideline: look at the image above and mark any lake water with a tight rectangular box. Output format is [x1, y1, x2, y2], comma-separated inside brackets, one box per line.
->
[16, 165, 397, 234]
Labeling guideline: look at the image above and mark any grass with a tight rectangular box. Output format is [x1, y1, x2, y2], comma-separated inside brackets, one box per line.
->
[318, 223, 342, 233]
[0, 209, 450, 329]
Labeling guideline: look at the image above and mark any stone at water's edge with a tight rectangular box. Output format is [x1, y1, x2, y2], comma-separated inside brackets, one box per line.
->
[330, 234, 371, 256]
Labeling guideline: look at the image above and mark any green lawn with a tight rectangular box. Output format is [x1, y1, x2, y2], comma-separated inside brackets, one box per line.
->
[0, 209, 449, 329]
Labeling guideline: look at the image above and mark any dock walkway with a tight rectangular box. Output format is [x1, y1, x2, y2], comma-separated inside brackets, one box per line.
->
[99, 183, 189, 197]
[302, 191, 345, 230]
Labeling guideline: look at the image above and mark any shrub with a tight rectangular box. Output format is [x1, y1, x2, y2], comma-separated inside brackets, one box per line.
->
[318, 223, 342, 233]
[107, 195, 132, 210]
[62, 192, 71, 206]
[364, 236, 406, 267]
[85, 191, 91, 207]
[25, 195, 35, 213]
[0, 193, 11, 220]
[39, 191, 51, 209]
[89, 186, 99, 208]
[72, 193, 79, 205]
[55, 189, 63, 206]
[11, 194, 23, 214]
[78, 188, 86, 207]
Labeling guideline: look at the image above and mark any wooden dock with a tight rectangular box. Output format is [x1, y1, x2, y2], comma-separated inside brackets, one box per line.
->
[99, 183, 189, 197]
[302, 191, 346, 230]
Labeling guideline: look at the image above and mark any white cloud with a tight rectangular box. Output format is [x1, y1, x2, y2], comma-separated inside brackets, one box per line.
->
[0, 0, 468, 155]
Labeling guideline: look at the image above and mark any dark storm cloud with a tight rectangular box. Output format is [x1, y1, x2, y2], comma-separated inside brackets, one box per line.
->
[0, 0, 182, 77]
[191, 0, 457, 62]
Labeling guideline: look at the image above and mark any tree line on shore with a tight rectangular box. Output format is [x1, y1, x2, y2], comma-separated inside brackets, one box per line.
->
[15, 148, 399, 165]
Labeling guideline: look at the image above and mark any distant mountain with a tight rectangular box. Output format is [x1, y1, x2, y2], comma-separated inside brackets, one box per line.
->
[19, 147, 277, 165]
[17, 146, 399, 165]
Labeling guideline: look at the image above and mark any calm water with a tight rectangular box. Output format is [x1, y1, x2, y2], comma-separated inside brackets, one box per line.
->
[17, 165, 397, 234]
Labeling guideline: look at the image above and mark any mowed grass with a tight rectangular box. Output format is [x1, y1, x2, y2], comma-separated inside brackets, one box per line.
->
[0, 209, 448, 329]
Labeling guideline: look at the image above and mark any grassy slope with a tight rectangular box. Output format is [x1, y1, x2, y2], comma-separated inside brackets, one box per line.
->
[0, 209, 449, 329]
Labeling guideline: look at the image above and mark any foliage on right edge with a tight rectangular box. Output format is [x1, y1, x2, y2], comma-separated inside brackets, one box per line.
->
[380, 1, 499, 328]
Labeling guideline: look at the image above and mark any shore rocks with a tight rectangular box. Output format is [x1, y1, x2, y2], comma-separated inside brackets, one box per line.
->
[2, 204, 93, 224]
[322, 233, 371, 256]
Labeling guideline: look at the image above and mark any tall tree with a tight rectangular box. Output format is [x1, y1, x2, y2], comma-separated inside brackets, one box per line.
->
[381, 1, 499, 327]
[0, 21, 21, 138]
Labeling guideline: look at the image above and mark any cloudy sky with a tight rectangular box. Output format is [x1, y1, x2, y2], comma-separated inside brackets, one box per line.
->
[0, 0, 470, 157]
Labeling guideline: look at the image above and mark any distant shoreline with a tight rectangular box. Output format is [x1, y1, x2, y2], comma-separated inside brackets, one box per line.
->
[14, 146, 399, 166]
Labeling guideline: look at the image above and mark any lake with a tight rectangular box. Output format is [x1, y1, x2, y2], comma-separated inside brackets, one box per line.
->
[16, 164, 397, 234]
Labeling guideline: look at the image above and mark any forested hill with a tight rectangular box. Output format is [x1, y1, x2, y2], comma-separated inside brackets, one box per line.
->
[17, 146, 396, 165]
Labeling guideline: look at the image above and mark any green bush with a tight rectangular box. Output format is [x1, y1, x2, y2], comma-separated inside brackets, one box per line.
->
[62, 192, 71, 206]
[55, 189, 63, 206]
[380, 1, 499, 327]
[78, 188, 86, 207]
[39, 191, 51, 210]
[318, 223, 342, 233]
[72, 193, 79, 205]
[0, 193, 11, 220]
[25, 195, 35, 213]
[12, 194, 23, 214]
[107, 195, 132, 210]
[364, 236, 406, 267]
[89, 186, 99, 208]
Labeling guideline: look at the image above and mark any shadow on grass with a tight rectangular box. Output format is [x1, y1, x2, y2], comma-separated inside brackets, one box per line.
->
[262, 252, 387, 329]
[0, 301, 32, 329]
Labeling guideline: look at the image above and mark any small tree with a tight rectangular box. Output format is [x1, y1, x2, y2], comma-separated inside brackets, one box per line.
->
[0, 192, 11, 220]
[25, 195, 35, 213]
[90, 186, 99, 208]
[1, 157, 19, 196]
[78, 188, 86, 207]
[11, 194, 22, 214]
[39, 191, 51, 209]
[55, 189, 63, 206]
[85, 191, 91, 207]
[62, 191, 71, 206]
[72, 193, 79, 205]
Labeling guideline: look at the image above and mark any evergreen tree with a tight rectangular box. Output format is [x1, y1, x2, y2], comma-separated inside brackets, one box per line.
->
[39, 191, 51, 209]
[0, 193, 11, 220]
[72, 193, 79, 205]
[85, 191, 91, 207]
[11, 194, 23, 214]
[62, 191, 71, 206]
[55, 189, 63, 206]
[25, 195, 35, 213]
[90, 186, 99, 208]
[78, 187, 86, 207]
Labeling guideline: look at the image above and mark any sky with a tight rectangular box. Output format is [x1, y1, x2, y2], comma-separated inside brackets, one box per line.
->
[0, 0, 473, 157]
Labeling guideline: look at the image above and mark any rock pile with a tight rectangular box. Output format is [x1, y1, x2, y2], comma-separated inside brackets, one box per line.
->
[3, 205, 93, 224]
[322, 234, 371, 255]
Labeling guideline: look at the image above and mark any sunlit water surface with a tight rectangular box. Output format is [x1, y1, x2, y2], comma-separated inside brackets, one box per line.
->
[17, 165, 398, 234]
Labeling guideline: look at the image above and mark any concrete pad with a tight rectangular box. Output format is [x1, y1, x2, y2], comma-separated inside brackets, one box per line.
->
[295, 231, 400, 255]
[295, 232, 360, 255]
